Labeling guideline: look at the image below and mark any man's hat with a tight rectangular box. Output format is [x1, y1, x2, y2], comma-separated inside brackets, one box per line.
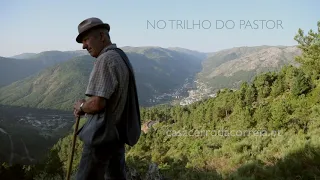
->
[76, 17, 110, 43]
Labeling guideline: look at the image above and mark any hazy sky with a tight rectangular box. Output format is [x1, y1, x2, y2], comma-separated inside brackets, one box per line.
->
[1, 0, 319, 57]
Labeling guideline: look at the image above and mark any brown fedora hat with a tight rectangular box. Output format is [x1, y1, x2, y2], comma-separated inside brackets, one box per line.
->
[76, 17, 110, 43]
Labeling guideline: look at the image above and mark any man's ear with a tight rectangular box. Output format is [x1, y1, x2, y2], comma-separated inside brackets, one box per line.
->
[100, 31, 105, 41]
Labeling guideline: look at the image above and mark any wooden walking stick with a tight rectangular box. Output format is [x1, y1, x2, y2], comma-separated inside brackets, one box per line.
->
[66, 116, 81, 180]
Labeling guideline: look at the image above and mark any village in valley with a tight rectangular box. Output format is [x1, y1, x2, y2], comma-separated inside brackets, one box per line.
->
[149, 77, 218, 106]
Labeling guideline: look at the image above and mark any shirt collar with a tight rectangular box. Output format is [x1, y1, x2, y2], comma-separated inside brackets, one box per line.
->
[98, 43, 117, 57]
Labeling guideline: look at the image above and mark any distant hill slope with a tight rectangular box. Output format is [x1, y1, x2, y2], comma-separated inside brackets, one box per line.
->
[0, 55, 93, 110]
[0, 47, 205, 109]
[0, 57, 45, 87]
[10, 50, 88, 60]
[167, 47, 208, 61]
[0, 51, 88, 87]
[197, 45, 301, 91]
[10, 53, 37, 59]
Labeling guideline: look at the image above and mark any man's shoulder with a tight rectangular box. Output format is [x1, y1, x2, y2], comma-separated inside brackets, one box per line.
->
[98, 48, 125, 66]
[98, 49, 119, 61]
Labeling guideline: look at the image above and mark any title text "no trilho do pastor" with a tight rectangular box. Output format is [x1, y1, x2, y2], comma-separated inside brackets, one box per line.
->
[147, 20, 284, 30]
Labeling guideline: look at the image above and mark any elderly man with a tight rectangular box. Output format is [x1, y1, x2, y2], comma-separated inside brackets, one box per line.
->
[73, 17, 141, 180]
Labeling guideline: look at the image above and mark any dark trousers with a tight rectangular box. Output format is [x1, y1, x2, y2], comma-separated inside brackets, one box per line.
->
[76, 141, 126, 180]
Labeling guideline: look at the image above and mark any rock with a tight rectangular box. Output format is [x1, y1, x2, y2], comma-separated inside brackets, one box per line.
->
[142, 120, 159, 133]
[126, 163, 165, 180]
[126, 164, 142, 180]
[144, 163, 164, 180]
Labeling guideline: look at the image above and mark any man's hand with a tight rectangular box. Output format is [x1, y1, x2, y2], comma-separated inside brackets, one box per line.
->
[73, 99, 86, 118]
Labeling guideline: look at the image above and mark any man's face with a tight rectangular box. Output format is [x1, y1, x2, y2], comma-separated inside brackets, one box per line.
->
[81, 31, 103, 58]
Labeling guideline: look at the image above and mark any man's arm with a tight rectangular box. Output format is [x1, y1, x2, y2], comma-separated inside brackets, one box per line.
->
[75, 96, 106, 115]
[73, 53, 118, 117]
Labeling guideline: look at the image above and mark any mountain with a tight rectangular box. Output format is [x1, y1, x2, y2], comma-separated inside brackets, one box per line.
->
[0, 55, 94, 110]
[0, 57, 45, 87]
[10, 50, 88, 60]
[123, 47, 204, 95]
[196, 45, 301, 92]
[0, 51, 88, 87]
[0, 47, 205, 109]
[29, 50, 87, 65]
[0, 45, 303, 109]
[10, 53, 37, 59]
[167, 47, 208, 61]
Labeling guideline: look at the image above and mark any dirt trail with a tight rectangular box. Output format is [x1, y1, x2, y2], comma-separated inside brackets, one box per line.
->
[0, 128, 14, 165]
[21, 138, 35, 162]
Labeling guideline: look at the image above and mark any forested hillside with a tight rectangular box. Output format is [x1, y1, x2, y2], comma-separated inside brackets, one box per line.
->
[0, 105, 74, 166]
[1, 21, 319, 180]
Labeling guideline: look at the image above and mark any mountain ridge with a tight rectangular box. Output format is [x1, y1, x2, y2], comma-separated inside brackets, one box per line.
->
[206, 46, 301, 77]
[0, 47, 205, 109]
[7, 44, 298, 59]
[193, 45, 301, 94]
[1, 44, 301, 109]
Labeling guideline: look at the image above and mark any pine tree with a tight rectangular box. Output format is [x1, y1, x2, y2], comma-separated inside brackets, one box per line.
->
[294, 21, 320, 80]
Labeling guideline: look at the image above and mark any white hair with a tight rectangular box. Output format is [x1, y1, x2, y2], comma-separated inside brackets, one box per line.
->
[91, 28, 110, 41]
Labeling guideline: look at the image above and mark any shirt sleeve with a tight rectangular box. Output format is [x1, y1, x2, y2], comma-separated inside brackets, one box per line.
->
[85, 56, 119, 99]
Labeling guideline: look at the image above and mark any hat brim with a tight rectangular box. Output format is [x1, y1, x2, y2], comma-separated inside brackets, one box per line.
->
[76, 24, 110, 43]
